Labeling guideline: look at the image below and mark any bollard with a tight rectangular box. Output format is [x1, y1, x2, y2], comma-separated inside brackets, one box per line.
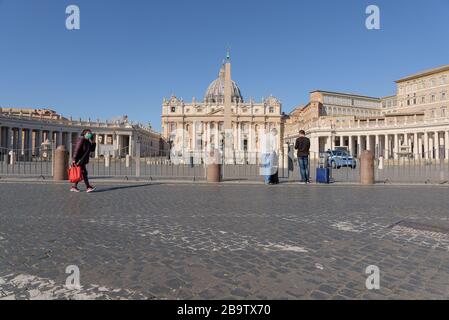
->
[360, 150, 375, 185]
[207, 164, 221, 183]
[54, 146, 69, 181]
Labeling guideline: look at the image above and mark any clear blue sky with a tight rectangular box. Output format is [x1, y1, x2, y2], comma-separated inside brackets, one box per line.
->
[1, 0, 448, 131]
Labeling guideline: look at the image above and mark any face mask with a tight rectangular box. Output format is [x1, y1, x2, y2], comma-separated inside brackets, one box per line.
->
[85, 133, 93, 140]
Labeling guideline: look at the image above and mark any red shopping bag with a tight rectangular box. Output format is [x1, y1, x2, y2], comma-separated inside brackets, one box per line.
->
[68, 165, 83, 183]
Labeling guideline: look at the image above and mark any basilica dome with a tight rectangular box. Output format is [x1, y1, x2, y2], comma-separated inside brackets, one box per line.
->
[204, 64, 243, 104]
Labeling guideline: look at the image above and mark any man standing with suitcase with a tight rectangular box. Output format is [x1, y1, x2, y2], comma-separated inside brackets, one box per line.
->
[295, 130, 311, 184]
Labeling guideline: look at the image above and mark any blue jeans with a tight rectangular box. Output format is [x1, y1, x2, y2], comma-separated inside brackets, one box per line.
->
[298, 156, 310, 182]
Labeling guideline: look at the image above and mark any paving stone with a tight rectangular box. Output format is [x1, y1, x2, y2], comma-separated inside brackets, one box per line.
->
[1, 183, 449, 299]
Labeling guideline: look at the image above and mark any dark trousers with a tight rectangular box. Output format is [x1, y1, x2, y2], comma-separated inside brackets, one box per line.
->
[74, 165, 90, 188]
[298, 156, 310, 182]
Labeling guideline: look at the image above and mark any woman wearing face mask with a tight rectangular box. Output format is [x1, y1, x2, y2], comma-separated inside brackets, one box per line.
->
[70, 129, 97, 193]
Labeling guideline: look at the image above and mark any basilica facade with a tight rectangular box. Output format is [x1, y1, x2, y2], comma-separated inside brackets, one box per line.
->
[161, 57, 284, 164]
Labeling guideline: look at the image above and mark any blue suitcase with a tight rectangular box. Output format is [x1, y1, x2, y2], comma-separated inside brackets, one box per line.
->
[316, 168, 330, 184]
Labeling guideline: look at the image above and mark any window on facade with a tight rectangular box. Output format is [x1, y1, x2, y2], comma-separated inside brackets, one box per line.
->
[442, 92, 446, 100]
[431, 95, 436, 102]
[171, 107, 176, 113]
[431, 79, 436, 87]
[422, 96, 426, 104]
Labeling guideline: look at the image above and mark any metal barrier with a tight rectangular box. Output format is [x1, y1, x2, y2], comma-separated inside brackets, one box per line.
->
[375, 151, 449, 184]
[0, 146, 54, 178]
[2, 146, 449, 184]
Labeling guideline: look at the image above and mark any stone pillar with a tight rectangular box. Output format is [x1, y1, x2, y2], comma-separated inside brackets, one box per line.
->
[430, 133, 435, 160]
[357, 135, 361, 157]
[68, 133, 73, 160]
[95, 134, 100, 158]
[365, 135, 370, 151]
[424, 132, 429, 160]
[435, 132, 440, 160]
[234, 122, 239, 151]
[248, 123, 253, 154]
[56, 131, 62, 147]
[310, 134, 319, 159]
[129, 134, 134, 157]
[25, 129, 32, 160]
[233, 123, 238, 150]
[394, 134, 399, 159]
[206, 122, 210, 152]
[445, 131, 449, 161]
[418, 134, 423, 159]
[381, 135, 387, 159]
[116, 134, 121, 157]
[135, 142, 141, 177]
[375, 135, 380, 158]
[53, 146, 69, 181]
[348, 136, 354, 156]
[17, 128, 23, 156]
[413, 133, 419, 159]
[360, 151, 375, 185]
[192, 122, 197, 151]
[9, 128, 14, 149]
[215, 124, 220, 152]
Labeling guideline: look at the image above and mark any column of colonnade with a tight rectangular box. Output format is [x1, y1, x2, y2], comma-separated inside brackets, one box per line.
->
[186, 121, 265, 154]
[0, 121, 144, 162]
[316, 130, 449, 161]
[0, 124, 82, 160]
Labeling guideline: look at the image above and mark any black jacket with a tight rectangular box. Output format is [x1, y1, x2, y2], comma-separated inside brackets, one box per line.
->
[73, 137, 96, 166]
[295, 136, 310, 158]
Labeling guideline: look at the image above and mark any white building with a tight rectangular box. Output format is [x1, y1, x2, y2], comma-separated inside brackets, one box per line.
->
[0, 108, 164, 160]
[161, 54, 284, 164]
[285, 64, 449, 160]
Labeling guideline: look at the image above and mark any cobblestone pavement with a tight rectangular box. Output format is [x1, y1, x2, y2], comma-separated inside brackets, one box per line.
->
[1, 182, 449, 300]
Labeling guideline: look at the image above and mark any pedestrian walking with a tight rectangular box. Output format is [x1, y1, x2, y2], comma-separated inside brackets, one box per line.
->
[295, 130, 311, 184]
[70, 129, 97, 193]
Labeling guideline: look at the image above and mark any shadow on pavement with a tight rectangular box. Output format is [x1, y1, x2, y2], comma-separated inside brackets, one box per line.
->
[93, 183, 160, 193]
